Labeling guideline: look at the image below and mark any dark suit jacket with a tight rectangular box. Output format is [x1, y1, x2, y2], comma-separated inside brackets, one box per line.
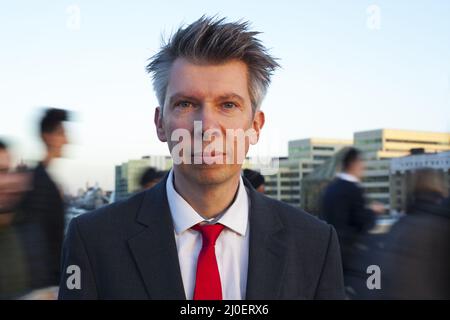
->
[58, 176, 345, 300]
[14, 163, 65, 289]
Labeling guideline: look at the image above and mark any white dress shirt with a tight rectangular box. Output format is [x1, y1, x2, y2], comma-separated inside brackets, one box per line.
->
[336, 172, 360, 184]
[166, 169, 250, 300]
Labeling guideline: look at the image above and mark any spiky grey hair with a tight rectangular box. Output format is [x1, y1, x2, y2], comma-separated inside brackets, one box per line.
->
[146, 16, 280, 113]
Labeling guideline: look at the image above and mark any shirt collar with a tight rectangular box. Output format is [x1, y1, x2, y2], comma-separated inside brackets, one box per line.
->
[336, 172, 360, 183]
[166, 169, 249, 236]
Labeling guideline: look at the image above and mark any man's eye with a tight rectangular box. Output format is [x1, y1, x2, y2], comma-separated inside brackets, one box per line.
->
[176, 101, 193, 109]
[222, 102, 236, 109]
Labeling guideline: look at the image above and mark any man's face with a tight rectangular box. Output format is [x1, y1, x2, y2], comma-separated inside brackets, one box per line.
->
[256, 184, 265, 193]
[352, 158, 365, 180]
[155, 58, 265, 186]
[42, 124, 68, 158]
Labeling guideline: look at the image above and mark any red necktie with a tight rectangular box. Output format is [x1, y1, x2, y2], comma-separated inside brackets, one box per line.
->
[192, 223, 225, 300]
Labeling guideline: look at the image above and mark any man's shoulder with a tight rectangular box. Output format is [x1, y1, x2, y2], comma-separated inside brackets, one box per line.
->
[324, 178, 359, 196]
[71, 190, 148, 236]
[329, 177, 356, 189]
[255, 192, 331, 235]
[253, 194, 338, 267]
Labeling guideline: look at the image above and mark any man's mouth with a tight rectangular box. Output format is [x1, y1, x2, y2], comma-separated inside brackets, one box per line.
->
[192, 151, 226, 164]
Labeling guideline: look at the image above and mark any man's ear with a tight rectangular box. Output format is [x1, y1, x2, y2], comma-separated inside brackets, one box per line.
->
[250, 110, 265, 145]
[154, 107, 167, 142]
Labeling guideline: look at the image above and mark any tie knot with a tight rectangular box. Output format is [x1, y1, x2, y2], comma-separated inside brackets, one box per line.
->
[192, 223, 225, 247]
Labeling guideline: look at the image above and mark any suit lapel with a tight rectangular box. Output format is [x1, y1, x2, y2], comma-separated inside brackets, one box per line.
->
[244, 181, 289, 299]
[127, 177, 186, 300]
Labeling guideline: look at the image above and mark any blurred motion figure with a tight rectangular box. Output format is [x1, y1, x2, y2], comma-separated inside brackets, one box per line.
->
[321, 147, 384, 298]
[242, 169, 265, 193]
[139, 167, 166, 190]
[373, 168, 450, 299]
[0, 140, 29, 298]
[14, 108, 70, 298]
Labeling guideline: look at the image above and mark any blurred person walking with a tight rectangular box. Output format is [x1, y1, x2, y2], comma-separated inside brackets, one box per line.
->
[321, 147, 384, 298]
[14, 109, 70, 299]
[0, 140, 29, 299]
[371, 168, 450, 299]
[139, 168, 166, 190]
[242, 169, 265, 193]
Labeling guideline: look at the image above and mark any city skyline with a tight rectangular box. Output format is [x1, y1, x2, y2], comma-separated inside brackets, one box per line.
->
[51, 127, 450, 196]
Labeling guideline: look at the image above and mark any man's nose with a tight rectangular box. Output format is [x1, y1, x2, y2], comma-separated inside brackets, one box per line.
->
[196, 106, 222, 137]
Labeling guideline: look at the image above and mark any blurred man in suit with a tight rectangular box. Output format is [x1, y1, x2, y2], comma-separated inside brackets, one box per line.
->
[243, 169, 265, 193]
[321, 147, 384, 298]
[15, 108, 69, 298]
[139, 167, 166, 190]
[59, 16, 345, 300]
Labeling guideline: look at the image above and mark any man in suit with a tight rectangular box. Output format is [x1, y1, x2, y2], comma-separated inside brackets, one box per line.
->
[321, 147, 384, 298]
[59, 16, 345, 300]
[16, 109, 69, 297]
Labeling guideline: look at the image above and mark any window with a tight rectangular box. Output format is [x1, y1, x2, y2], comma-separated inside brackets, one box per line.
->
[355, 138, 382, 145]
[281, 190, 299, 195]
[364, 187, 390, 193]
[265, 181, 277, 187]
[281, 181, 300, 187]
[280, 172, 299, 178]
[386, 139, 449, 146]
[362, 176, 389, 183]
[313, 155, 331, 161]
[313, 146, 334, 151]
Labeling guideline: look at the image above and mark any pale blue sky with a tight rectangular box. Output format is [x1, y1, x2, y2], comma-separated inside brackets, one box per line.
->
[1, 0, 449, 193]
